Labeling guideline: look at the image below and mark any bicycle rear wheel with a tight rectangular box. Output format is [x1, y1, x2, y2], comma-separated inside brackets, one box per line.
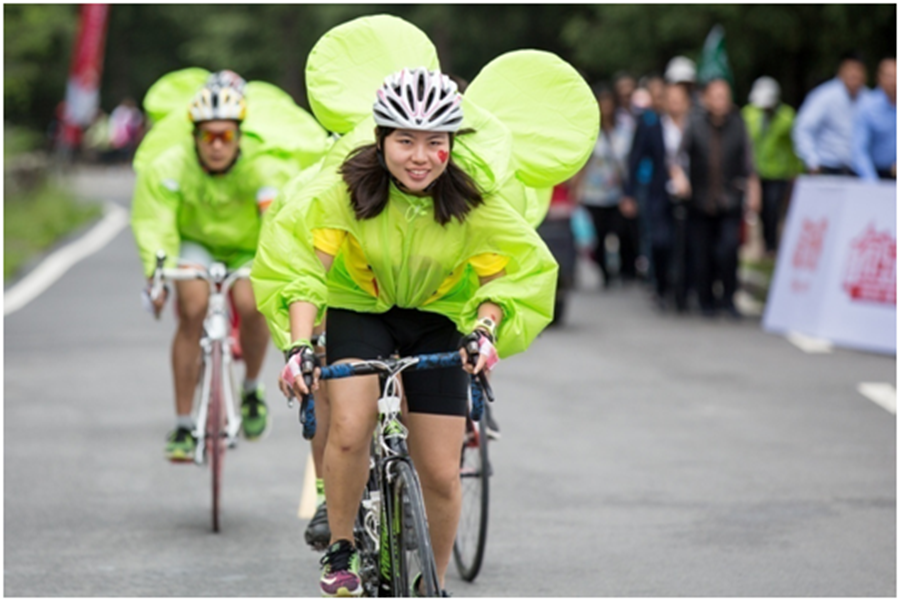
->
[391, 461, 440, 597]
[208, 340, 225, 533]
[453, 409, 490, 581]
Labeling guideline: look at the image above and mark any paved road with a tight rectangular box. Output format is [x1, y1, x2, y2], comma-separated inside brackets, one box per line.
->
[5, 166, 895, 596]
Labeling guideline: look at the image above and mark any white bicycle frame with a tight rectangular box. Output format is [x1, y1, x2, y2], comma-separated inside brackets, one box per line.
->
[155, 261, 250, 465]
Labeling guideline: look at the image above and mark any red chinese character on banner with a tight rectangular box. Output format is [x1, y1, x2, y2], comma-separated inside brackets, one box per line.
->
[842, 224, 897, 305]
[793, 218, 828, 271]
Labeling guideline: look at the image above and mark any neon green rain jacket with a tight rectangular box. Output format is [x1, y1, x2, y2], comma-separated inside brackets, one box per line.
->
[131, 69, 331, 277]
[250, 15, 598, 358]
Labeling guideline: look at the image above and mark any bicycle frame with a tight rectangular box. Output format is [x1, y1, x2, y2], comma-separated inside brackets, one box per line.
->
[157, 261, 250, 464]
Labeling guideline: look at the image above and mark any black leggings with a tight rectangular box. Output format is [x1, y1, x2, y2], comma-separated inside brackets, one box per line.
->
[325, 307, 468, 417]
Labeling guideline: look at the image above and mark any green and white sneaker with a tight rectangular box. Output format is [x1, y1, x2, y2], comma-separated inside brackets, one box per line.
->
[320, 539, 362, 597]
[241, 385, 270, 440]
[165, 427, 196, 462]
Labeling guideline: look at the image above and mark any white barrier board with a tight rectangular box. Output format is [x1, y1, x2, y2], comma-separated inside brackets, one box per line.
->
[763, 176, 896, 355]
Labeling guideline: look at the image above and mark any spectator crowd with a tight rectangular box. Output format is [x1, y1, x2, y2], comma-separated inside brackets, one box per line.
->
[553, 51, 896, 320]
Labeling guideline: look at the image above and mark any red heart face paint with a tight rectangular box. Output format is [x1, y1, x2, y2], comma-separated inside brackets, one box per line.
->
[437, 150, 449, 164]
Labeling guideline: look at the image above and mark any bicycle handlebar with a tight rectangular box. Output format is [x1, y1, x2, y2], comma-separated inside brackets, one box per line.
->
[149, 251, 250, 301]
[296, 351, 494, 440]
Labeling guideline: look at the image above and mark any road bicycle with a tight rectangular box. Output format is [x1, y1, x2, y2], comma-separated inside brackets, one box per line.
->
[150, 251, 248, 533]
[293, 350, 493, 597]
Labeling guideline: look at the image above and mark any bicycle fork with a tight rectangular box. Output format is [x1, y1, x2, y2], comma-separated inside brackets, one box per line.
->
[193, 301, 242, 465]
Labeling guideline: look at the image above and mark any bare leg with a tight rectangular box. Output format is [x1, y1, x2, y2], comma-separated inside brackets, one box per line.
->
[323, 361, 380, 544]
[406, 412, 466, 588]
[230, 279, 269, 381]
[172, 279, 209, 416]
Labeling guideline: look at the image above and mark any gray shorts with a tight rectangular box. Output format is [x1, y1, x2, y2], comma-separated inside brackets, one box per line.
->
[177, 241, 254, 271]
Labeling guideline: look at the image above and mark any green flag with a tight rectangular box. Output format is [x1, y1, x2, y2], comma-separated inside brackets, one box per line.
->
[698, 24, 734, 87]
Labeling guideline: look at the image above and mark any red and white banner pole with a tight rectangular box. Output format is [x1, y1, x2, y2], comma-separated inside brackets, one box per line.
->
[60, 4, 110, 152]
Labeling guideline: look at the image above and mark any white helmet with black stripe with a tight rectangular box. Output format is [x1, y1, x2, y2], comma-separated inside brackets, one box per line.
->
[373, 67, 463, 132]
[189, 70, 248, 123]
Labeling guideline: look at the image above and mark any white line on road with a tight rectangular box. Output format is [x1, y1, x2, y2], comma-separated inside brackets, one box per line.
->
[857, 382, 897, 414]
[298, 453, 317, 519]
[4, 202, 128, 316]
[786, 331, 834, 354]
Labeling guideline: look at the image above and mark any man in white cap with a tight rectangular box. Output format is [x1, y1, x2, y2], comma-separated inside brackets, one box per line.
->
[665, 56, 697, 86]
[742, 76, 803, 255]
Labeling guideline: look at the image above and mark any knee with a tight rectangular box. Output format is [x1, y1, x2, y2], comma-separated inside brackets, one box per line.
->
[418, 463, 460, 500]
[177, 300, 207, 331]
[234, 297, 262, 323]
[327, 417, 371, 456]
[231, 284, 261, 321]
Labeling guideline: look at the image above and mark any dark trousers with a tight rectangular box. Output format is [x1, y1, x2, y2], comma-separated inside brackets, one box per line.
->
[585, 204, 640, 284]
[585, 205, 617, 283]
[760, 179, 790, 253]
[618, 213, 640, 280]
[651, 245, 671, 299]
[689, 208, 742, 311]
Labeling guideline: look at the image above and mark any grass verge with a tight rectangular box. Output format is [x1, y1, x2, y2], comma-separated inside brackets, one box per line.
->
[5, 184, 103, 280]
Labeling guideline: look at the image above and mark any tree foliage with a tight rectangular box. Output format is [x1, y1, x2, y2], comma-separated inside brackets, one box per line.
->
[4, 4, 896, 132]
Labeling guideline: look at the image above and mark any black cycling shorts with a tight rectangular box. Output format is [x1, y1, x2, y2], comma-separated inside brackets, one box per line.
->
[325, 307, 468, 417]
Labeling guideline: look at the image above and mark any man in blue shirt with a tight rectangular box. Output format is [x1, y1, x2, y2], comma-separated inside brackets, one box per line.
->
[853, 58, 896, 181]
[793, 53, 869, 175]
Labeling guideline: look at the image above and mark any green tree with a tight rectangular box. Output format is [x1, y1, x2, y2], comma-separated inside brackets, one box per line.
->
[4, 4, 77, 130]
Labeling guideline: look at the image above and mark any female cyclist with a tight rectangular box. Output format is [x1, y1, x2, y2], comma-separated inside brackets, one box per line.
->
[252, 67, 560, 596]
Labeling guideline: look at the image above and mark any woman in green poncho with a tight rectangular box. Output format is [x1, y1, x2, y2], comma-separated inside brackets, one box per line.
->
[251, 14, 598, 596]
[253, 68, 558, 597]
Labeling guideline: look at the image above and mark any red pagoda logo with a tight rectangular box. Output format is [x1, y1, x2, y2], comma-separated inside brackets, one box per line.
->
[842, 224, 896, 305]
[793, 218, 828, 271]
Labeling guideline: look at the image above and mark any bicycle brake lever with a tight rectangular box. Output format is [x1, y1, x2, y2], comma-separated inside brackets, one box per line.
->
[476, 371, 495, 403]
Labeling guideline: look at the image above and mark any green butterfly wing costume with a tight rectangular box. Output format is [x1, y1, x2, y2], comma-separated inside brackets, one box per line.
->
[131, 69, 332, 277]
[251, 15, 598, 358]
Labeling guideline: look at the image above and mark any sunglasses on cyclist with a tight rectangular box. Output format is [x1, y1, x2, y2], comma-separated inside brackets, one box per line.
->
[195, 129, 239, 145]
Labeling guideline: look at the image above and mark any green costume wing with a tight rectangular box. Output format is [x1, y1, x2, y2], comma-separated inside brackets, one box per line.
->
[464, 50, 598, 225]
[142, 67, 210, 125]
[305, 14, 440, 134]
[244, 81, 333, 169]
[467, 50, 598, 188]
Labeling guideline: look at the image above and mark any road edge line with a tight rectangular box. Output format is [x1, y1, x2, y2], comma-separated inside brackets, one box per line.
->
[857, 382, 897, 414]
[4, 202, 128, 316]
[298, 453, 317, 519]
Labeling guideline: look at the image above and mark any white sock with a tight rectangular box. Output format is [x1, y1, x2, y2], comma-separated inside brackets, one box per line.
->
[243, 379, 259, 394]
[176, 415, 194, 430]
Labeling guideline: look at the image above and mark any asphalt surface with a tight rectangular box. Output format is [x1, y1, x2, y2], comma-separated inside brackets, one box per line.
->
[4, 166, 896, 596]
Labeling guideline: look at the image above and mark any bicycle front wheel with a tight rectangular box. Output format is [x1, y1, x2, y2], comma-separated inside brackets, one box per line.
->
[208, 340, 226, 533]
[391, 461, 440, 597]
[453, 409, 490, 581]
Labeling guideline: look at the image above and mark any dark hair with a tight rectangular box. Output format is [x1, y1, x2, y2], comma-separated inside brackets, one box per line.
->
[339, 127, 483, 226]
[613, 70, 635, 84]
[839, 50, 867, 66]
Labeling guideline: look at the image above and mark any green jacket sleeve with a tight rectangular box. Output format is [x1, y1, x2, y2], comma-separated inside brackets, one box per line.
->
[250, 179, 338, 350]
[457, 197, 559, 358]
[130, 163, 181, 278]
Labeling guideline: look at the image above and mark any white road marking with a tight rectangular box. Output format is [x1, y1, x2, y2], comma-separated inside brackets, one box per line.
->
[786, 331, 834, 354]
[298, 453, 317, 519]
[4, 202, 128, 315]
[857, 382, 897, 414]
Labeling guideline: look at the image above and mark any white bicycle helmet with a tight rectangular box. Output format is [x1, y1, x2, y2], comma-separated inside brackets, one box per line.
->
[189, 70, 248, 123]
[373, 67, 463, 132]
